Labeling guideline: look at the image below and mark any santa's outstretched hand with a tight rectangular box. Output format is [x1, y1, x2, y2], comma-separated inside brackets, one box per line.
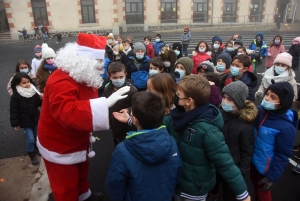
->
[107, 86, 130, 107]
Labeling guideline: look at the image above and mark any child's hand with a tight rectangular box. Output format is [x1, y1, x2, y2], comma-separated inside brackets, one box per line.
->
[40, 93, 44, 100]
[13, 127, 19, 131]
[113, 109, 130, 123]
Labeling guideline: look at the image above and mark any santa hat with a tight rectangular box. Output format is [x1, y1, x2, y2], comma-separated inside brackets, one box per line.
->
[75, 33, 106, 59]
[42, 43, 56, 59]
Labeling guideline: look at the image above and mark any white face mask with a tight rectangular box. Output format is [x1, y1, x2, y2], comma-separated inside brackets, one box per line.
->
[198, 48, 205, 52]
[164, 61, 171, 67]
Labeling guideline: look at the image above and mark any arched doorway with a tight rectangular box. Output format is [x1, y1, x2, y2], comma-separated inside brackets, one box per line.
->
[0, 0, 9, 32]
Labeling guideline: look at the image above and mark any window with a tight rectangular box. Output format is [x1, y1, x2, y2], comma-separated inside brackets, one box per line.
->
[125, 0, 144, 24]
[250, 0, 263, 22]
[223, 0, 236, 22]
[31, 0, 48, 25]
[81, 0, 95, 23]
[193, 0, 208, 23]
[161, 0, 177, 23]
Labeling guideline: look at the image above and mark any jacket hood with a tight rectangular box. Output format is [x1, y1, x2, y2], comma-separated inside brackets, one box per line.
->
[240, 71, 257, 87]
[124, 126, 172, 165]
[239, 100, 259, 123]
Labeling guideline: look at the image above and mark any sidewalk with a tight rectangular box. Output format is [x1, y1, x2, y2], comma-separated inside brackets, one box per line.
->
[0, 156, 51, 201]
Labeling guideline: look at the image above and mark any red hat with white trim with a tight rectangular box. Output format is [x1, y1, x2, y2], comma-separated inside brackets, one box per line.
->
[75, 33, 106, 59]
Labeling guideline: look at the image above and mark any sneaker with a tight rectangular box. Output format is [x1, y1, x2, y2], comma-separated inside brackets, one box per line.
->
[30, 155, 39, 165]
[206, 193, 218, 201]
[292, 145, 300, 152]
[292, 163, 300, 174]
[85, 192, 104, 201]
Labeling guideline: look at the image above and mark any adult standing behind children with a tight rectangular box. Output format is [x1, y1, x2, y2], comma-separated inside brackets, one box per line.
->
[192, 41, 212, 74]
[180, 27, 191, 57]
[153, 34, 165, 56]
[265, 35, 285, 70]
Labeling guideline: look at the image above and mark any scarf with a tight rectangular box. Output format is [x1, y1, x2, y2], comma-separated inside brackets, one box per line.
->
[16, 84, 36, 98]
[44, 63, 57, 70]
[123, 47, 132, 55]
[263, 66, 294, 89]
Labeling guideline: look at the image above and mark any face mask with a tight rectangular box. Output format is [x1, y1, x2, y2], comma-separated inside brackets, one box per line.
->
[107, 39, 113, 44]
[144, 41, 149, 45]
[261, 98, 279, 110]
[222, 101, 235, 112]
[164, 61, 171, 67]
[46, 59, 54, 65]
[149, 69, 158, 75]
[35, 53, 41, 57]
[174, 50, 180, 56]
[230, 66, 241, 76]
[213, 44, 220, 49]
[198, 48, 205, 52]
[233, 46, 239, 50]
[20, 69, 29, 74]
[256, 38, 261, 42]
[112, 79, 125, 88]
[136, 54, 144, 59]
[216, 64, 226, 72]
[274, 40, 280, 44]
[184, 31, 188, 34]
[174, 94, 185, 112]
[237, 52, 244, 55]
[155, 38, 160, 42]
[274, 66, 286, 75]
[227, 47, 233, 52]
[175, 69, 185, 78]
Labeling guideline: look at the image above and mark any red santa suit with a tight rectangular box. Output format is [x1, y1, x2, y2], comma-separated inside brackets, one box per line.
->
[37, 33, 125, 201]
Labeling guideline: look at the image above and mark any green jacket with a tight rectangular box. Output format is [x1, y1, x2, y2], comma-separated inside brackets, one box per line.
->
[163, 104, 247, 197]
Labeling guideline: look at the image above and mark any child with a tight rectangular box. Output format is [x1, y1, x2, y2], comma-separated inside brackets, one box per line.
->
[192, 41, 212, 74]
[180, 27, 191, 57]
[120, 39, 134, 66]
[98, 58, 111, 97]
[288, 37, 300, 70]
[164, 75, 251, 201]
[174, 57, 193, 83]
[159, 49, 177, 73]
[248, 32, 268, 74]
[251, 81, 298, 201]
[265, 35, 285, 69]
[125, 42, 150, 91]
[237, 47, 253, 72]
[105, 91, 182, 201]
[55, 31, 62, 43]
[172, 42, 183, 59]
[103, 62, 137, 146]
[153, 34, 165, 56]
[8, 60, 35, 96]
[210, 36, 223, 66]
[224, 54, 257, 102]
[18, 27, 30, 45]
[111, 43, 123, 61]
[149, 56, 164, 75]
[10, 72, 42, 165]
[197, 59, 214, 76]
[36, 43, 56, 93]
[208, 81, 258, 201]
[144, 36, 154, 58]
[117, 35, 123, 44]
[256, 52, 297, 102]
[214, 53, 232, 89]
[127, 35, 134, 49]
[31, 45, 43, 80]
[105, 33, 115, 61]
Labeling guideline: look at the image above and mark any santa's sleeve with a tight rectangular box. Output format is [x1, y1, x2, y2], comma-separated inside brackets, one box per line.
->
[46, 78, 109, 132]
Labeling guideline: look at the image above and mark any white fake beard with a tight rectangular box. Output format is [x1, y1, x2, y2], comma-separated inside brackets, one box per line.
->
[54, 43, 103, 88]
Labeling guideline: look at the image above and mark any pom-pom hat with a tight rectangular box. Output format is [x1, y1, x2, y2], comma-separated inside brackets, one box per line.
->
[34, 45, 42, 52]
[42, 43, 56, 59]
[75, 33, 106, 59]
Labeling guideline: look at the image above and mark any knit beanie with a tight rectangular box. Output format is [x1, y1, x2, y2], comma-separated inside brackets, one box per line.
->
[133, 42, 146, 54]
[172, 42, 182, 51]
[234, 38, 243, 46]
[107, 33, 114, 40]
[42, 43, 56, 59]
[176, 57, 193, 75]
[212, 36, 222, 45]
[217, 53, 232, 69]
[222, 80, 248, 110]
[34, 45, 42, 53]
[184, 26, 189, 32]
[273, 52, 292, 67]
[197, 60, 214, 73]
[266, 81, 294, 114]
[293, 37, 300, 44]
[256, 32, 264, 40]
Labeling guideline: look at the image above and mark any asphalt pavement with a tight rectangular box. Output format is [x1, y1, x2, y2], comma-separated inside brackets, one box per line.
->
[1, 31, 300, 201]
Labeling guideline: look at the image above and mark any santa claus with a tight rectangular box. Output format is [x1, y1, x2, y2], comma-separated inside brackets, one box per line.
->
[37, 33, 130, 201]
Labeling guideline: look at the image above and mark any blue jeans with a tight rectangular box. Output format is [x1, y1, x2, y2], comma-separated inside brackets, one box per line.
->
[182, 44, 189, 57]
[24, 125, 37, 153]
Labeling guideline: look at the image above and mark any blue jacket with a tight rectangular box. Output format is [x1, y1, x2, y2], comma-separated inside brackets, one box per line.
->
[252, 106, 298, 182]
[248, 40, 268, 62]
[126, 56, 150, 90]
[153, 41, 165, 56]
[180, 32, 192, 45]
[100, 58, 110, 79]
[105, 125, 182, 201]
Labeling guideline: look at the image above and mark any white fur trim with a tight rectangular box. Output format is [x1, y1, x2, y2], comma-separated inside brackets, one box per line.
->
[206, 51, 212, 56]
[89, 97, 109, 131]
[79, 189, 91, 201]
[192, 51, 197, 56]
[75, 44, 105, 59]
[36, 138, 87, 165]
[246, 49, 255, 55]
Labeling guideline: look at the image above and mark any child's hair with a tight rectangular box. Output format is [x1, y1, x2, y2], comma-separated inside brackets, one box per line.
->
[148, 73, 177, 115]
[233, 54, 251, 68]
[107, 62, 126, 76]
[122, 39, 130, 44]
[229, 33, 239, 41]
[144, 36, 152, 42]
[270, 35, 282, 47]
[204, 72, 221, 89]
[178, 75, 210, 106]
[15, 60, 32, 73]
[156, 34, 161, 39]
[195, 41, 209, 52]
[149, 57, 164, 71]
[131, 91, 165, 129]
[226, 41, 233, 47]
[127, 36, 133, 42]
[237, 47, 248, 55]
[11, 72, 34, 91]
[117, 35, 123, 39]
[36, 59, 47, 83]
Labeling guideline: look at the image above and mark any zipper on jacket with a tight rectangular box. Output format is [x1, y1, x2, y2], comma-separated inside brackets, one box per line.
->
[265, 156, 270, 173]
[254, 112, 268, 140]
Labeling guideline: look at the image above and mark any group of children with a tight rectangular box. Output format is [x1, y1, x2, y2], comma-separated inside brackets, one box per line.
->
[8, 30, 300, 201]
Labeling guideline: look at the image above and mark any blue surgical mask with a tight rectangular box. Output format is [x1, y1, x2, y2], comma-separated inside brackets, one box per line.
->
[20, 69, 29, 74]
[112, 79, 125, 88]
[155, 38, 160, 42]
[175, 69, 185, 78]
[216, 64, 226, 72]
[213, 44, 220, 49]
[136, 54, 144, 59]
[261, 98, 279, 110]
[174, 50, 180, 56]
[230, 66, 241, 76]
[222, 101, 236, 112]
[198, 48, 205, 52]
[274, 66, 286, 75]
[227, 47, 233, 52]
[107, 39, 113, 43]
[149, 69, 158, 75]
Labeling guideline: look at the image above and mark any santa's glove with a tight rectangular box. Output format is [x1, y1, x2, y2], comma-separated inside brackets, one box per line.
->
[107, 86, 130, 107]
[255, 91, 263, 100]
[258, 177, 273, 191]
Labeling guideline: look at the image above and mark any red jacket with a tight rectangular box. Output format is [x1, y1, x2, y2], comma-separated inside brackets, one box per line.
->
[192, 51, 212, 74]
[146, 43, 155, 58]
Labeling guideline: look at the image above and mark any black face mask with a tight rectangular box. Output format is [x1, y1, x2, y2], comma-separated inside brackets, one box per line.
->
[173, 94, 185, 112]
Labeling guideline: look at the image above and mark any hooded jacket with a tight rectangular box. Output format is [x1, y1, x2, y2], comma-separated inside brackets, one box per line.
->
[288, 43, 300, 67]
[248, 39, 268, 62]
[153, 40, 165, 56]
[180, 31, 192, 45]
[105, 126, 182, 201]
[192, 51, 212, 74]
[145, 43, 155, 58]
[252, 106, 298, 182]
[210, 47, 223, 66]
